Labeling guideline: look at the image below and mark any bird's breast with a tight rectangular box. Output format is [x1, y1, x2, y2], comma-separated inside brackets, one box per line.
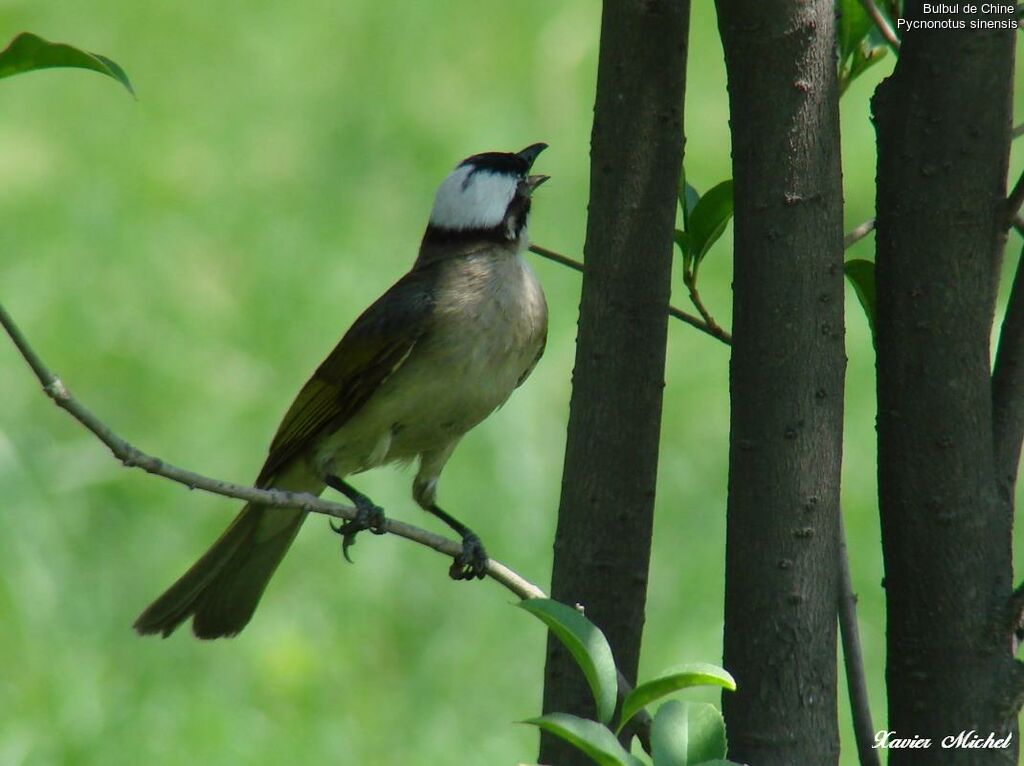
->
[397, 252, 547, 439]
[316, 251, 547, 474]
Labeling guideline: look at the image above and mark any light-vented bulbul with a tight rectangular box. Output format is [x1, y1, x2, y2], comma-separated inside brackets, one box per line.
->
[134, 144, 549, 638]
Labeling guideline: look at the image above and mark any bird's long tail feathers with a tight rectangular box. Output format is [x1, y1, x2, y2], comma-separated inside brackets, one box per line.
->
[133, 468, 323, 639]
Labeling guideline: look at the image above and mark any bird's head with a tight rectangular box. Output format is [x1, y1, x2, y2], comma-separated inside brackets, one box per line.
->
[424, 143, 548, 247]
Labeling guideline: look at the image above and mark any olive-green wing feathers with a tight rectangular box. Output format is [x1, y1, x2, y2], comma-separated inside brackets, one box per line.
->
[256, 272, 435, 485]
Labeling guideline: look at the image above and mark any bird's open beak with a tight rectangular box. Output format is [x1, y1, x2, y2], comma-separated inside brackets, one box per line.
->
[526, 174, 550, 192]
[517, 142, 548, 169]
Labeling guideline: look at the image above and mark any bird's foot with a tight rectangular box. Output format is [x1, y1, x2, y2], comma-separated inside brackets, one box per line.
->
[449, 533, 488, 581]
[330, 501, 386, 563]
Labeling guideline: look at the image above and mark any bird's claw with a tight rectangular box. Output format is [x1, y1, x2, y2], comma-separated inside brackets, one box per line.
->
[330, 502, 386, 563]
[449, 533, 488, 581]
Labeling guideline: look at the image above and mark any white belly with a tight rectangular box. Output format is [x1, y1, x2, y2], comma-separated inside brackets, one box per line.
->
[311, 251, 546, 477]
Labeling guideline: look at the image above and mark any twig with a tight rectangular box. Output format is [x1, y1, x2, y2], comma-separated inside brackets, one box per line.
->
[844, 218, 876, 249]
[668, 304, 730, 343]
[528, 243, 586, 274]
[682, 270, 731, 344]
[1013, 214, 1024, 239]
[1013, 123, 1024, 140]
[0, 299, 653, 749]
[857, 0, 901, 52]
[534, 220, 874, 347]
[838, 518, 881, 766]
[529, 244, 732, 346]
[837, 219, 880, 766]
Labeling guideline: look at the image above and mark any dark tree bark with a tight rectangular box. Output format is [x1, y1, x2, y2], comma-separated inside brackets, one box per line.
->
[538, 0, 689, 762]
[872, 7, 1018, 764]
[714, 1, 845, 764]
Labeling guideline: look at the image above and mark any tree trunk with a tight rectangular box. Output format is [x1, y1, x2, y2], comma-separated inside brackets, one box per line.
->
[538, 0, 689, 762]
[714, 1, 845, 763]
[872, 7, 1018, 764]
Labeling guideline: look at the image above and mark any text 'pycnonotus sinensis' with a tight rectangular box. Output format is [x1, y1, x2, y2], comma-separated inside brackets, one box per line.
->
[134, 144, 550, 638]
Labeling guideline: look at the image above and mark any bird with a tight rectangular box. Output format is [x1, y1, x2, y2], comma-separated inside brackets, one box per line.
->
[134, 143, 550, 639]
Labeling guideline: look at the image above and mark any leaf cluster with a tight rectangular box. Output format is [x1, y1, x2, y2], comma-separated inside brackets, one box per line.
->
[837, 0, 894, 94]
[519, 599, 741, 766]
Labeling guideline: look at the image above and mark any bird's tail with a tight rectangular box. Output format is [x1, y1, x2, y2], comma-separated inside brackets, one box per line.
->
[134, 466, 323, 639]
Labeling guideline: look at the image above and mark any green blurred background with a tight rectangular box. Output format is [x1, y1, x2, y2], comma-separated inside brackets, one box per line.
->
[1, 2, 1022, 764]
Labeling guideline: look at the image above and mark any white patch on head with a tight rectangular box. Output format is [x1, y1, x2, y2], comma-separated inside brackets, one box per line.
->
[428, 165, 517, 231]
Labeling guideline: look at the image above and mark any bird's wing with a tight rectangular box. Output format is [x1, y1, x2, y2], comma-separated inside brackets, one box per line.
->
[256, 270, 436, 485]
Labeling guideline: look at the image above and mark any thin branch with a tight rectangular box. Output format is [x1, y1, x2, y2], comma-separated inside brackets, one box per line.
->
[1, 304, 487, 564]
[683, 270, 731, 344]
[1012, 214, 1024, 239]
[857, 0, 901, 52]
[1013, 123, 1024, 140]
[533, 219, 874, 348]
[528, 243, 586, 274]
[838, 219, 879, 766]
[838, 518, 881, 766]
[0, 299, 652, 748]
[668, 304, 730, 343]
[844, 218, 875, 249]
[529, 243, 732, 346]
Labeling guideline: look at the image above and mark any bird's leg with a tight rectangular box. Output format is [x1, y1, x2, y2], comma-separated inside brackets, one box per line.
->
[427, 504, 488, 581]
[413, 450, 486, 580]
[324, 476, 387, 563]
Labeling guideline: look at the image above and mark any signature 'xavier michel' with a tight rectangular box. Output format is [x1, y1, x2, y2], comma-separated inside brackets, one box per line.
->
[135, 144, 550, 639]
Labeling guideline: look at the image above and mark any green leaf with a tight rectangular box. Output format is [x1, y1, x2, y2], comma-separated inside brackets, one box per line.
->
[519, 599, 618, 725]
[838, 0, 873, 67]
[674, 229, 693, 274]
[686, 180, 734, 268]
[848, 38, 888, 84]
[679, 167, 700, 229]
[521, 714, 644, 766]
[865, 25, 891, 49]
[0, 32, 134, 96]
[617, 663, 736, 733]
[837, 0, 891, 93]
[843, 259, 876, 340]
[650, 701, 727, 766]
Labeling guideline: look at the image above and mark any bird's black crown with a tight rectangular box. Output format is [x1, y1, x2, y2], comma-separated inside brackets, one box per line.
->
[458, 143, 547, 177]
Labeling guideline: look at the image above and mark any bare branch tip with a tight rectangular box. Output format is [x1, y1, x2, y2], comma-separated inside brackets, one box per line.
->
[843, 218, 876, 250]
